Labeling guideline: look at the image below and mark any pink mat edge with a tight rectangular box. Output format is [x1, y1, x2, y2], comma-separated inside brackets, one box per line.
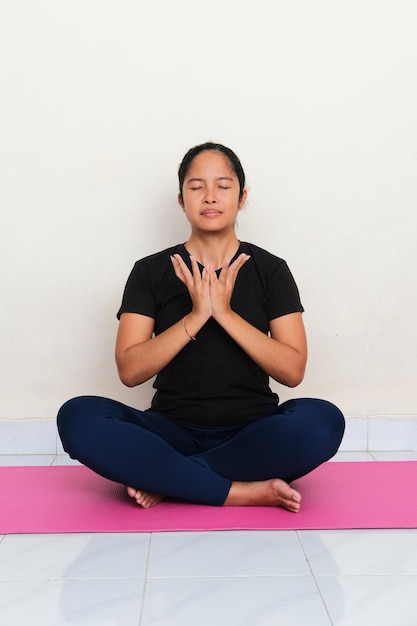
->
[1, 461, 417, 534]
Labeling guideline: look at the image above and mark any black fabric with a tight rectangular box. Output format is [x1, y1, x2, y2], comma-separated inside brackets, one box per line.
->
[58, 396, 345, 505]
[117, 242, 304, 427]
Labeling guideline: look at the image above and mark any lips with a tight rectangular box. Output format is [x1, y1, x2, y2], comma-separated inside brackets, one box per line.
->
[201, 210, 222, 216]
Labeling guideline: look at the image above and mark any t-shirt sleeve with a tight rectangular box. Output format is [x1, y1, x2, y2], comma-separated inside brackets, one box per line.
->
[116, 260, 156, 320]
[268, 260, 304, 319]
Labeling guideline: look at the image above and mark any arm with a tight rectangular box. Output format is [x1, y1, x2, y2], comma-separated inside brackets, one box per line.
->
[206, 258, 307, 387]
[115, 255, 212, 387]
[115, 313, 194, 387]
[213, 310, 307, 387]
[171, 253, 307, 386]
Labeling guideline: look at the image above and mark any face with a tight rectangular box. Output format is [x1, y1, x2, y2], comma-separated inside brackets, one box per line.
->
[178, 150, 247, 233]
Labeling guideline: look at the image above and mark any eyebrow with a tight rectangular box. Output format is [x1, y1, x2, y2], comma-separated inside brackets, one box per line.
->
[186, 176, 234, 183]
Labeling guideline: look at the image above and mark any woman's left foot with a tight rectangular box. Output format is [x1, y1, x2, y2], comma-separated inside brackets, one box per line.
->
[127, 486, 165, 508]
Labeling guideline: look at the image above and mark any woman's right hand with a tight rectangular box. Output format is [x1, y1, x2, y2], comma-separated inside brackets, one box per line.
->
[116, 255, 212, 388]
[170, 254, 212, 322]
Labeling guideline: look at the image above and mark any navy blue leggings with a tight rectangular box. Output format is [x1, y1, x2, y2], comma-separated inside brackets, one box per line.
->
[57, 396, 345, 505]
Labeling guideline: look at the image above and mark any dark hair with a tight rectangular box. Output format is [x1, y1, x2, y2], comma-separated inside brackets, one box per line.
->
[178, 142, 246, 201]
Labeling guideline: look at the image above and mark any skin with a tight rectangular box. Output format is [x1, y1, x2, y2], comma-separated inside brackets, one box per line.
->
[116, 150, 307, 511]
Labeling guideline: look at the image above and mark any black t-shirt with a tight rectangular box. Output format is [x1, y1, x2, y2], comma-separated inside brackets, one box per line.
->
[117, 242, 304, 427]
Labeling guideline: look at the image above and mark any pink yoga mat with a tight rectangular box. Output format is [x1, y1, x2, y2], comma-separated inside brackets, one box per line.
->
[1, 461, 416, 534]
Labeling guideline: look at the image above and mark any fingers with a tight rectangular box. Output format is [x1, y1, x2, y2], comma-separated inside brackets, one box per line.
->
[207, 254, 251, 293]
[171, 254, 211, 319]
[218, 253, 251, 284]
[170, 253, 250, 322]
[170, 254, 186, 284]
[171, 254, 202, 286]
[171, 252, 250, 284]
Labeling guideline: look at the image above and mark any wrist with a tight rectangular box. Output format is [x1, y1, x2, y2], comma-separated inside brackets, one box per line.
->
[211, 307, 234, 327]
[183, 315, 196, 341]
[182, 311, 209, 340]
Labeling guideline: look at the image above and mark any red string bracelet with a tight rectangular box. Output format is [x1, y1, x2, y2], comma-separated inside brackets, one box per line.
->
[183, 316, 196, 341]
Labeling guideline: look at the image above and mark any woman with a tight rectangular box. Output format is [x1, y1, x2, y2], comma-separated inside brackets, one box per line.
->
[58, 142, 344, 512]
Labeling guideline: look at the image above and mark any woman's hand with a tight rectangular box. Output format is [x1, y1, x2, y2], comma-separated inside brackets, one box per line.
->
[171, 252, 250, 323]
[208, 253, 251, 322]
[170, 254, 212, 322]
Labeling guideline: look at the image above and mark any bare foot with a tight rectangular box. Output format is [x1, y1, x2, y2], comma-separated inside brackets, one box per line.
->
[127, 486, 165, 509]
[224, 478, 301, 512]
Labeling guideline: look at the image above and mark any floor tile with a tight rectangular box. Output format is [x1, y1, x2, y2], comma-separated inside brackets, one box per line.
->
[317, 575, 417, 626]
[369, 450, 417, 461]
[141, 576, 331, 626]
[330, 451, 374, 462]
[0, 579, 143, 626]
[147, 530, 310, 578]
[0, 533, 150, 581]
[299, 529, 417, 575]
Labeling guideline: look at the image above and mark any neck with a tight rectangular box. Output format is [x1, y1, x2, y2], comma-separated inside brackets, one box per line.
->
[185, 232, 240, 269]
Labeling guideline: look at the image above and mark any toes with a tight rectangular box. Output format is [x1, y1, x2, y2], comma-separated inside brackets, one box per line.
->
[135, 492, 156, 508]
[280, 498, 300, 513]
[135, 492, 147, 507]
[127, 486, 163, 508]
[127, 486, 137, 498]
[271, 480, 301, 512]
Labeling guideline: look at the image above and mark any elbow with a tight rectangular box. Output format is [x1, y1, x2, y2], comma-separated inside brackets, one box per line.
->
[281, 362, 306, 388]
[116, 361, 140, 388]
[121, 377, 137, 388]
[118, 369, 137, 388]
[272, 370, 304, 388]
[285, 372, 304, 388]
[117, 363, 150, 387]
[286, 351, 307, 387]
[116, 352, 141, 387]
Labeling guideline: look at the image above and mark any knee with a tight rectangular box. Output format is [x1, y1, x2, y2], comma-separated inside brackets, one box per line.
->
[315, 399, 345, 452]
[296, 398, 345, 451]
[57, 396, 88, 428]
[56, 395, 100, 455]
[325, 400, 345, 436]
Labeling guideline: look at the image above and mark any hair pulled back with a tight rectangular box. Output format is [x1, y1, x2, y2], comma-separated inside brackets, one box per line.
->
[178, 142, 246, 201]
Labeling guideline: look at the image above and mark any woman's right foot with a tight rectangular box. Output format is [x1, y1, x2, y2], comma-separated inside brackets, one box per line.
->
[224, 478, 301, 512]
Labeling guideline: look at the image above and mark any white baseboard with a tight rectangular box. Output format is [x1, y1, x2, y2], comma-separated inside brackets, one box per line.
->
[338, 416, 417, 451]
[1, 416, 417, 455]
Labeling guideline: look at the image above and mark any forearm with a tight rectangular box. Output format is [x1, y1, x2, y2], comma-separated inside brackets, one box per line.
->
[116, 311, 207, 387]
[215, 310, 306, 387]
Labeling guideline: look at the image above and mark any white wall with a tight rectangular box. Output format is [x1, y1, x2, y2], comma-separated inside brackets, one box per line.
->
[1, 0, 416, 421]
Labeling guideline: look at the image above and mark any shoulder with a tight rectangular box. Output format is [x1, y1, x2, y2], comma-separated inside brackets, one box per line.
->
[240, 241, 300, 291]
[134, 244, 184, 269]
[240, 242, 287, 269]
[128, 244, 185, 279]
[123, 244, 184, 290]
[240, 243, 303, 315]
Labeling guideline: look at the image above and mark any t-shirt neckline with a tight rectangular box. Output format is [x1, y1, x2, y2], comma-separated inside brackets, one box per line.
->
[181, 241, 244, 272]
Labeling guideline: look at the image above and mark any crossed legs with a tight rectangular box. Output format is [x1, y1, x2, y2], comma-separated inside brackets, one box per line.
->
[57, 396, 345, 511]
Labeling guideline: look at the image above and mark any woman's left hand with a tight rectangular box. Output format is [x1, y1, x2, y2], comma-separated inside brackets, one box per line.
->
[208, 253, 251, 321]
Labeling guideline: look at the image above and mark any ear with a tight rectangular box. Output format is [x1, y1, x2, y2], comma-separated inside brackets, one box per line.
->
[238, 188, 248, 211]
[178, 193, 185, 210]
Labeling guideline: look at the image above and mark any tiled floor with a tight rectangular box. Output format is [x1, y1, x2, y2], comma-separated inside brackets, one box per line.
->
[1, 451, 417, 625]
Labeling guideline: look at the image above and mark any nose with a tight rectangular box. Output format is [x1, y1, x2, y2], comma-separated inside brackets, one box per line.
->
[203, 187, 217, 204]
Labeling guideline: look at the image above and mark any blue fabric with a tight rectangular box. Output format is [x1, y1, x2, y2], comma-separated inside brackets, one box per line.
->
[57, 396, 344, 506]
